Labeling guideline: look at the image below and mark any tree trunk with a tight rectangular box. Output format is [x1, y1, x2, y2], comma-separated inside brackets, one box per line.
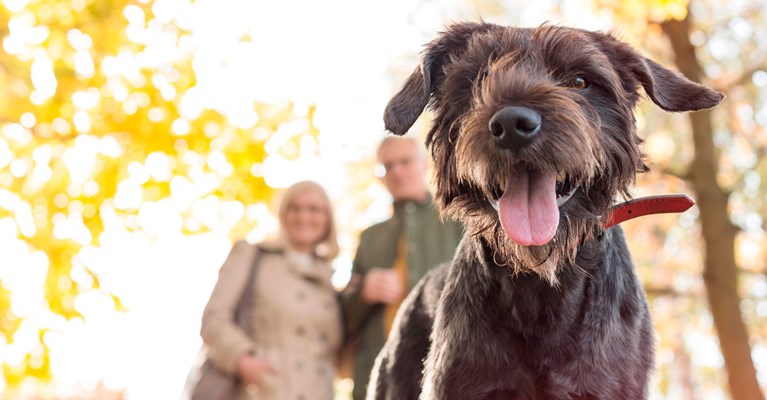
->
[672, 330, 696, 400]
[660, 15, 765, 400]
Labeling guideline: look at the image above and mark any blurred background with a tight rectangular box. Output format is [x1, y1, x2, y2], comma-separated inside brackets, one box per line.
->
[0, 0, 765, 399]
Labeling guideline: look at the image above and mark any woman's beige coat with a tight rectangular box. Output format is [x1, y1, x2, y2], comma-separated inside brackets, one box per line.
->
[201, 240, 342, 400]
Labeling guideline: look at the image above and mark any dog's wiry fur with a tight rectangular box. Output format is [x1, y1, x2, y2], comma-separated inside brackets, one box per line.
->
[369, 22, 722, 399]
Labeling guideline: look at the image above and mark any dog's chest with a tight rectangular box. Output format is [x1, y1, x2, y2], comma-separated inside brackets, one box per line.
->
[426, 234, 650, 397]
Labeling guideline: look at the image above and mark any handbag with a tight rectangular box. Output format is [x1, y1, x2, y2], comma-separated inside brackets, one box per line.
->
[189, 244, 264, 400]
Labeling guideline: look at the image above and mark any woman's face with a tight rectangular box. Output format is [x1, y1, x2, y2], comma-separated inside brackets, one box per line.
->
[283, 189, 330, 252]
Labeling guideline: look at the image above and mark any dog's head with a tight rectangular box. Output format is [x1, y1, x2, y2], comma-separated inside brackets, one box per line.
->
[384, 22, 723, 281]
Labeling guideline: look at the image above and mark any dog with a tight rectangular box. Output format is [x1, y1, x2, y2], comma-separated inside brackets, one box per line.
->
[367, 22, 723, 399]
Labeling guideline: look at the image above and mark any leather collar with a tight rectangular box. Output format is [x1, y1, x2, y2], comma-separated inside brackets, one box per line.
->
[602, 194, 695, 229]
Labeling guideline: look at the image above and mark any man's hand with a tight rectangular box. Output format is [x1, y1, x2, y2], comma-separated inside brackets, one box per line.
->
[237, 353, 278, 385]
[361, 268, 403, 305]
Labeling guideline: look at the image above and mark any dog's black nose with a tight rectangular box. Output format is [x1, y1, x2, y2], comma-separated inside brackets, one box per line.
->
[489, 106, 542, 149]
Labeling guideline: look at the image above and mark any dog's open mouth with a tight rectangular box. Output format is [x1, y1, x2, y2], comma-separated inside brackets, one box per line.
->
[489, 167, 578, 246]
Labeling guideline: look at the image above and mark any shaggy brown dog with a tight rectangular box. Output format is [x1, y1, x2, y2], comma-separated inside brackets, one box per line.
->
[368, 22, 722, 399]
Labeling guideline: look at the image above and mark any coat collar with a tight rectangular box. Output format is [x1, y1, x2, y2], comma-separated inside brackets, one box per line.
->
[284, 249, 335, 286]
[392, 193, 433, 214]
[257, 239, 335, 287]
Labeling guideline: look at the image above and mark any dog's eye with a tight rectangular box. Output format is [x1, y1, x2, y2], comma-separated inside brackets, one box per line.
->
[568, 76, 590, 90]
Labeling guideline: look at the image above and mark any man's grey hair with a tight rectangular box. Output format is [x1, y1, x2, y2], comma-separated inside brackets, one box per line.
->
[376, 135, 427, 161]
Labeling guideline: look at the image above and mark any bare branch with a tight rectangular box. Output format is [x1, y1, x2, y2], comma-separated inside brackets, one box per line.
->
[719, 64, 767, 93]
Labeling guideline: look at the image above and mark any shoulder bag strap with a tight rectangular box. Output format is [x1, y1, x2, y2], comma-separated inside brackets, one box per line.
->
[233, 244, 264, 339]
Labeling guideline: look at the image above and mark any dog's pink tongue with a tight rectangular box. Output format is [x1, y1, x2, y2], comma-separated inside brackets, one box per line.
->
[498, 169, 559, 246]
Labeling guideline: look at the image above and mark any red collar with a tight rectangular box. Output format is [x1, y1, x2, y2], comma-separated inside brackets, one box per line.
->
[602, 194, 695, 229]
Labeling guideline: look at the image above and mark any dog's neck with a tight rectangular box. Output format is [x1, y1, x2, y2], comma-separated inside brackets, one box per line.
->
[471, 236, 602, 339]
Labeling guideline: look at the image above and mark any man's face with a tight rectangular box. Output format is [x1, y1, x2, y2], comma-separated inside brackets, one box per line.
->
[378, 139, 428, 202]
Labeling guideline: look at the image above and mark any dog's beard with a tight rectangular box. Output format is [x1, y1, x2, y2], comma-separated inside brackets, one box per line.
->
[450, 136, 607, 284]
[439, 151, 628, 283]
[475, 206, 601, 285]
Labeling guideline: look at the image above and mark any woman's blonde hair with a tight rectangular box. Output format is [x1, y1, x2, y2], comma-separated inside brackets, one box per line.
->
[276, 180, 339, 260]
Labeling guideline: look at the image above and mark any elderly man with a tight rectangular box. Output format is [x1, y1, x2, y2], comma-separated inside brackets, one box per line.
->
[341, 136, 463, 400]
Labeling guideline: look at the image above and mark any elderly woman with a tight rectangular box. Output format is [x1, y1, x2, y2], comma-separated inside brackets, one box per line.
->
[200, 181, 342, 400]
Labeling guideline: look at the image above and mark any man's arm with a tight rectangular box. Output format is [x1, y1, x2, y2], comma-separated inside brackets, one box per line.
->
[340, 230, 377, 337]
[341, 229, 404, 337]
[340, 278, 372, 337]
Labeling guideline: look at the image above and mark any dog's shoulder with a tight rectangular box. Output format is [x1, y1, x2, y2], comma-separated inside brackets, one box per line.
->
[413, 261, 452, 318]
[422, 261, 451, 286]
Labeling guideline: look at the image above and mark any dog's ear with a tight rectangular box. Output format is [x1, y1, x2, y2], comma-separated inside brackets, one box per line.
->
[384, 22, 495, 135]
[597, 33, 724, 112]
[383, 65, 431, 136]
[632, 56, 724, 112]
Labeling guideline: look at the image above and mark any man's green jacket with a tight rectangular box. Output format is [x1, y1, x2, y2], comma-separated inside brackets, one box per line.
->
[341, 196, 463, 400]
